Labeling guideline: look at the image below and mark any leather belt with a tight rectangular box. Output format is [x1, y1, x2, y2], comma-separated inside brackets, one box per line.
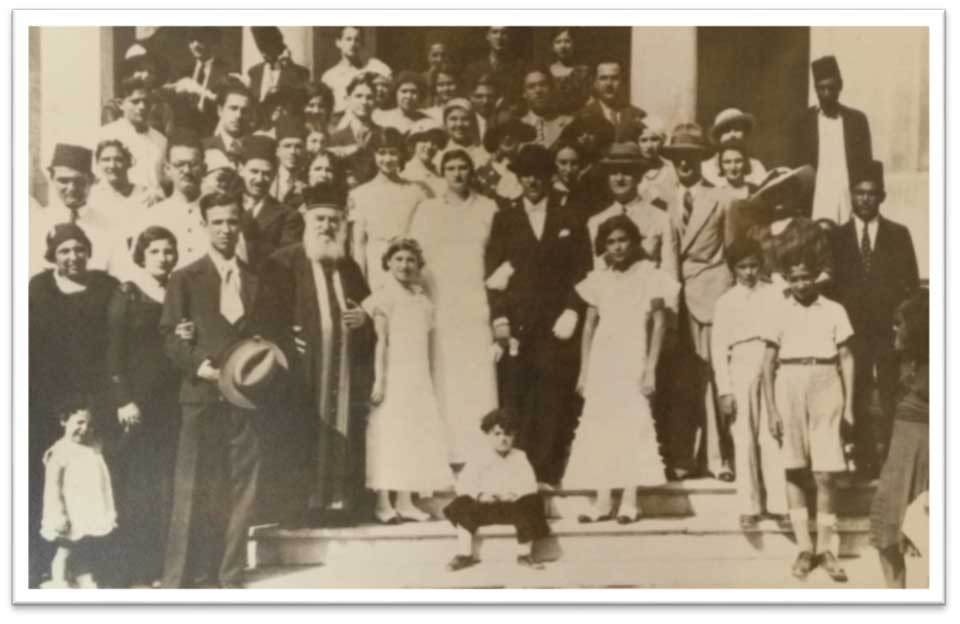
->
[779, 357, 838, 366]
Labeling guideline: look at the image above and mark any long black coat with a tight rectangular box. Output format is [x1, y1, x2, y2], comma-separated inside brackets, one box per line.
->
[792, 104, 874, 185]
[241, 195, 304, 274]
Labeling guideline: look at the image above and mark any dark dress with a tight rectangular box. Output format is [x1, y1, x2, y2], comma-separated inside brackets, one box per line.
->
[28, 269, 118, 586]
[552, 64, 592, 115]
[106, 280, 181, 585]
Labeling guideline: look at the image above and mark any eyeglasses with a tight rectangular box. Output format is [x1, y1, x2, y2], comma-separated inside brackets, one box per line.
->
[169, 161, 203, 171]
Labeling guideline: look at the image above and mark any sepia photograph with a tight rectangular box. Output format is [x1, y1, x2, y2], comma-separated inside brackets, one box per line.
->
[9, 7, 944, 604]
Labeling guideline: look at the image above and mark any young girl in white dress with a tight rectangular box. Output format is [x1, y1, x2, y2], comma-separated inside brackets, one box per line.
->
[365, 238, 454, 523]
[40, 400, 117, 588]
[564, 215, 679, 524]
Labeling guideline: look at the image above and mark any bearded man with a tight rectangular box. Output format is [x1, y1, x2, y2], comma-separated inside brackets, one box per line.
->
[254, 183, 375, 527]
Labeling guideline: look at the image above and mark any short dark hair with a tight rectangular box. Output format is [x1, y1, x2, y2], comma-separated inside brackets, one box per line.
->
[480, 408, 518, 434]
[553, 139, 583, 161]
[716, 143, 753, 176]
[551, 27, 576, 42]
[895, 290, 929, 362]
[594, 214, 642, 258]
[439, 148, 475, 176]
[56, 393, 95, 424]
[120, 74, 153, 98]
[199, 190, 243, 221]
[346, 72, 378, 97]
[132, 225, 178, 268]
[95, 139, 133, 167]
[470, 72, 498, 93]
[781, 248, 822, 276]
[725, 235, 762, 269]
[216, 81, 253, 109]
[522, 63, 554, 87]
[304, 81, 335, 114]
[381, 237, 425, 271]
[431, 63, 462, 95]
[165, 128, 202, 161]
[338, 26, 363, 42]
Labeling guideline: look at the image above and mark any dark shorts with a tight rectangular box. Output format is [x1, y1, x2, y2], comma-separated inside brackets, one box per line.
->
[443, 494, 550, 544]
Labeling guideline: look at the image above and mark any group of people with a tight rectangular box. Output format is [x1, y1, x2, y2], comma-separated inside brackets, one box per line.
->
[28, 25, 927, 590]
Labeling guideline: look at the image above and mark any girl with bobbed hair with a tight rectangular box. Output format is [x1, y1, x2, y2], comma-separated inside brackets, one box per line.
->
[363, 237, 453, 524]
[548, 28, 592, 114]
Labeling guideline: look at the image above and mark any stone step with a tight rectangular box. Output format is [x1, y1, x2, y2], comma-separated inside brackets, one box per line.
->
[249, 515, 872, 568]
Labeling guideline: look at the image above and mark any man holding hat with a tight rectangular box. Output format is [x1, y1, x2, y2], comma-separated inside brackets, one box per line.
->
[831, 160, 919, 477]
[485, 143, 592, 486]
[248, 27, 310, 104]
[32, 144, 116, 276]
[254, 183, 375, 527]
[792, 55, 874, 224]
[237, 134, 304, 273]
[588, 142, 678, 277]
[270, 116, 309, 208]
[659, 122, 735, 482]
[160, 189, 262, 588]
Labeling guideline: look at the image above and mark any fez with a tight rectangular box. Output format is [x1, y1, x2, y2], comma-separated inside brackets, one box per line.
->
[853, 159, 885, 190]
[275, 116, 306, 142]
[50, 143, 93, 176]
[811, 55, 842, 82]
[242, 135, 278, 165]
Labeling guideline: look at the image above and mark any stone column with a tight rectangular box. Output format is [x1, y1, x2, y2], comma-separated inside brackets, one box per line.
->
[629, 27, 697, 129]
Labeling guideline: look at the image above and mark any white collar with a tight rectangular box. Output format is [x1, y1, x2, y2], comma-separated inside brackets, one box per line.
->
[208, 250, 240, 278]
[53, 271, 87, 294]
[131, 268, 167, 303]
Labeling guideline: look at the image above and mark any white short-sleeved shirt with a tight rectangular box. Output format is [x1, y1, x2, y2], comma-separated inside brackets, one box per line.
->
[764, 295, 854, 359]
[455, 447, 538, 499]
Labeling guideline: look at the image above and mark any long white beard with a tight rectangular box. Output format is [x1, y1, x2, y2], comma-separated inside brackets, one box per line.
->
[304, 228, 346, 264]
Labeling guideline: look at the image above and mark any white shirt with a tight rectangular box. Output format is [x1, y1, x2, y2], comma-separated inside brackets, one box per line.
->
[141, 194, 209, 269]
[854, 215, 879, 252]
[812, 110, 852, 224]
[587, 197, 677, 276]
[521, 111, 573, 148]
[489, 159, 522, 200]
[208, 249, 240, 282]
[259, 61, 281, 102]
[372, 108, 428, 135]
[523, 197, 548, 240]
[763, 295, 854, 360]
[711, 281, 784, 395]
[321, 57, 393, 113]
[98, 118, 168, 194]
[455, 447, 538, 499]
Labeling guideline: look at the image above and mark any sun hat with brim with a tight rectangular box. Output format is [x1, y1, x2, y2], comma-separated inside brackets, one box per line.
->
[661, 123, 713, 160]
[709, 108, 756, 145]
[482, 118, 536, 154]
[740, 165, 816, 225]
[598, 142, 646, 173]
[218, 337, 289, 410]
[405, 119, 448, 148]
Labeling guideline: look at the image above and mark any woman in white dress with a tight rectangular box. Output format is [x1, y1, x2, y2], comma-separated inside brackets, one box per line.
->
[565, 214, 679, 524]
[401, 118, 448, 198]
[365, 238, 454, 523]
[409, 148, 499, 466]
[349, 127, 429, 292]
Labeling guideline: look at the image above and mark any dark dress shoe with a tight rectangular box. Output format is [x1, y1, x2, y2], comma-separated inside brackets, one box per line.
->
[818, 552, 848, 583]
[717, 469, 735, 483]
[446, 554, 479, 572]
[616, 513, 640, 525]
[516, 555, 545, 570]
[739, 514, 760, 530]
[577, 514, 594, 524]
[791, 550, 816, 580]
[767, 513, 792, 531]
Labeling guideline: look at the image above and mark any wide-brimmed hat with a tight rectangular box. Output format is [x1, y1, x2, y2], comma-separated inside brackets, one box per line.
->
[708, 108, 756, 145]
[508, 143, 555, 178]
[482, 118, 536, 154]
[750, 166, 815, 212]
[598, 142, 645, 173]
[405, 118, 448, 147]
[661, 123, 712, 159]
[218, 337, 289, 410]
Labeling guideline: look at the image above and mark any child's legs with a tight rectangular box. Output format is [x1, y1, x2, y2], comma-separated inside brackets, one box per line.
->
[49, 543, 72, 582]
[730, 352, 764, 515]
[509, 494, 550, 546]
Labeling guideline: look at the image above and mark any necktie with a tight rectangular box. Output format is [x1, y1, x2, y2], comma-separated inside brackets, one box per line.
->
[536, 118, 545, 143]
[220, 266, 245, 324]
[69, 208, 79, 224]
[196, 62, 207, 111]
[682, 189, 694, 227]
[861, 223, 872, 274]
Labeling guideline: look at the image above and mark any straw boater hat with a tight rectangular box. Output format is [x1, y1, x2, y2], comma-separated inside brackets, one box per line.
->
[708, 108, 756, 146]
[218, 337, 289, 410]
[661, 123, 712, 160]
[598, 142, 646, 173]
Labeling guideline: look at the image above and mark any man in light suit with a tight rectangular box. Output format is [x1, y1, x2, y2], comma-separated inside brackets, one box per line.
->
[577, 60, 646, 142]
[160, 190, 260, 588]
[660, 123, 734, 481]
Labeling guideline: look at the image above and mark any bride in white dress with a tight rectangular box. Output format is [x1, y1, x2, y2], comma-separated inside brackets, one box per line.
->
[409, 148, 499, 465]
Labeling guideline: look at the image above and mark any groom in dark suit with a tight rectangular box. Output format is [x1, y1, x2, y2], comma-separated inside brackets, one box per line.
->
[485, 144, 592, 486]
[831, 160, 919, 477]
[160, 190, 260, 588]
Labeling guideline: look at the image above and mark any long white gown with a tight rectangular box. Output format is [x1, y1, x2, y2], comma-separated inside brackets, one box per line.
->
[409, 192, 499, 464]
[363, 278, 453, 492]
[563, 261, 680, 489]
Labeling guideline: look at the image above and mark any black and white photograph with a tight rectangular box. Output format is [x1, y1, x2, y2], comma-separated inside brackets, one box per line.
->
[8, 7, 945, 604]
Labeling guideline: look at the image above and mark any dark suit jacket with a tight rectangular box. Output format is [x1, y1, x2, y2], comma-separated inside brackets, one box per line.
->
[174, 57, 234, 137]
[253, 245, 374, 411]
[485, 194, 592, 337]
[831, 216, 919, 336]
[242, 195, 304, 273]
[248, 61, 310, 101]
[328, 122, 380, 185]
[792, 104, 873, 185]
[201, 134, 247, 168]
[160, 255, 259, 405]
[578, 98, 647, 142]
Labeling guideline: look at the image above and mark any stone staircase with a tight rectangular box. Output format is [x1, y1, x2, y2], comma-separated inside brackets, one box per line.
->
[244, 479, 895, 589]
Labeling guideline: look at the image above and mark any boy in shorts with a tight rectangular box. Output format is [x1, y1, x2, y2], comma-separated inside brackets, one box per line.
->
[761, 251, 855, 582]
[443, 408, 550, 572]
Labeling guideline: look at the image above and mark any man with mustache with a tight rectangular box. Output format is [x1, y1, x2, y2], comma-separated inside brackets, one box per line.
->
[520, 66, 573, 150]
[578, 60, 646, 142]
[255, 183, 375, 527]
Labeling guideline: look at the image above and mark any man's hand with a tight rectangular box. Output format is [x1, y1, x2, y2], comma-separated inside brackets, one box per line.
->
[719, 394, 737, 426]
[640, 368, 657, 398]
[552, 309, 578, 341]
[292, 325, 307, 356]
[117, 402, 142, 430]
[197, 360, 220, 382]
[576, 370, 588, 398]
[493, 321, 511, 344]
[370, 379, 385, 405]
[842, 404, 855, 428]
[768, 408, 784, 444]
[343, 299, 367, 330]
[175, 319, 195, 342]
